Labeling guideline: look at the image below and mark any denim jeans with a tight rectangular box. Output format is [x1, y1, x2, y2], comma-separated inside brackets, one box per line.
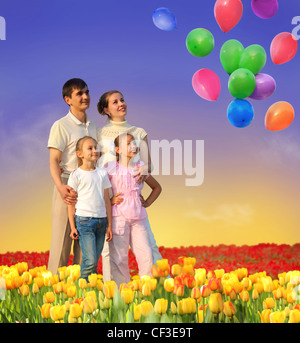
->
[75, 216, 107, 280]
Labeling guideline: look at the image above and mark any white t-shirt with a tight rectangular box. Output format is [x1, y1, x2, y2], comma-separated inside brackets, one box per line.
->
[68, 167, 111, 218]
[47, 111, 98, 178]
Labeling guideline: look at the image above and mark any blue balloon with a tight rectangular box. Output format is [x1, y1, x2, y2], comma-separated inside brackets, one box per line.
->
[152, 8, 177, 31]
[227, 99, 254, 128]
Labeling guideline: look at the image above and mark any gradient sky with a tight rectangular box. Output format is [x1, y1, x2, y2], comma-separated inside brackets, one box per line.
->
[0, 0, 299, 253]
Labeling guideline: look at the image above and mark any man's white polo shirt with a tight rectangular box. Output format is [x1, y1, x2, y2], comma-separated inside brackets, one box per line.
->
[47, 111, 98, 178]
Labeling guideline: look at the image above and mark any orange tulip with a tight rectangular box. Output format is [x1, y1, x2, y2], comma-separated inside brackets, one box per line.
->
[191, 287, 201, 300]
[263, 297, 275, 309]
[200, 284, 211, 298]
[208, 278, 220, 291]
[19, 284, 29, 297]
[173, 284, 184, 297]
[43, 291, 55, 303]
[223, 301, 236, 317]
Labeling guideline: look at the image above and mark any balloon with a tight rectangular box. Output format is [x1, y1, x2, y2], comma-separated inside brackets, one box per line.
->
[192, 69, 221, 101]
[249, 73, 276, 100]
[239, 44, 267, 75]
[265, 101, 295, 131]
[214, 0, 243, 33]
[270, 32, 298, 65]
[220, 39, 244, 74]
[228, 68, 256, 99]
[227, 99, 254, 128]
[152, 8, 177, 31]
[186, 28, 214, 57]
[251, 0, 278, 19]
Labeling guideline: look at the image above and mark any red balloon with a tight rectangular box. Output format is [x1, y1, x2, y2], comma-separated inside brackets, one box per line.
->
[265, 101, 295, 131]
[270, 32, 298, 65]
[214, 0, 243, 33]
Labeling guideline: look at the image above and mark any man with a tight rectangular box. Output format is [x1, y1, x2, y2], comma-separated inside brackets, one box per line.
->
[47, 78, 98, 275]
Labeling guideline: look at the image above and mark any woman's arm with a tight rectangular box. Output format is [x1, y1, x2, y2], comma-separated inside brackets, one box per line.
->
[140, 175, 162, 208]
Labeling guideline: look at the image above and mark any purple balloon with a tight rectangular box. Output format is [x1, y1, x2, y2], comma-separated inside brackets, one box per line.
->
[251, 0, 278, 19]
[249, 73, 276, 100]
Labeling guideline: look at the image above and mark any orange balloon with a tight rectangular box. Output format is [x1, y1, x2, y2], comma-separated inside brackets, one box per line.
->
[265, 101, 295, 131]
[214, 0, 243, 33]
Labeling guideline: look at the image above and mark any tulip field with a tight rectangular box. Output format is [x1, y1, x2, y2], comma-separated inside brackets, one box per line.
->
[0, 243, 300, 323]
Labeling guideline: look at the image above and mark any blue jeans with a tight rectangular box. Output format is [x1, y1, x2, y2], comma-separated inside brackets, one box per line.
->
[75, 216, 107, 280]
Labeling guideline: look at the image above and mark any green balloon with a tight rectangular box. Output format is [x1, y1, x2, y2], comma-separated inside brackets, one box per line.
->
[239, 44, 267, 75]
[228, 68, 256, 99]
[186, 28, 214, 57]
[220, 39, 244, 74]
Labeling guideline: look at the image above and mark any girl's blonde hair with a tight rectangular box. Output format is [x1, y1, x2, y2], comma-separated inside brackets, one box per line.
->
[114, 133, 134, 162]
[76, 136, 98, 167]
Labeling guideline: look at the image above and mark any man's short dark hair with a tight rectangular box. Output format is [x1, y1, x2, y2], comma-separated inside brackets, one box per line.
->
[62, 78, 88, 99]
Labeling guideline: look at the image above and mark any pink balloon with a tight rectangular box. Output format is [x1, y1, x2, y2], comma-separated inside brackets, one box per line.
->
[192, 69, 221, 101]
[270, 32, 298, 65]
[214, 0, 243, 33]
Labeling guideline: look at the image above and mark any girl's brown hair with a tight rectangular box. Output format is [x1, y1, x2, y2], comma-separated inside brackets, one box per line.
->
[114, 133, 134, 162]
[76, 136, 98, 167]
[97, 90, 123, 118]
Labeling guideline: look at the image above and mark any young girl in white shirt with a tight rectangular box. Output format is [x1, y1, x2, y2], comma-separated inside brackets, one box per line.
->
[67, 136, 112, 280]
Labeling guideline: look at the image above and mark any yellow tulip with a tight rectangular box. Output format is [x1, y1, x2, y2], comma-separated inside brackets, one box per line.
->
[241, 277, 252, 291]
[134, 304, 142, 321]
[233, 281, 243, 294]
[288, 309, 300, 323]
[208, 293, 223, 314]
[223, 301, 236, 318]
[156, 259, 170, 276]
[181, 297, 196, 314]
[259, 309, 271, 323]
[195, 268, 206, 286]
[141, 282, 152, 297]
[88, 274, 98, 288]
[164, 278, 174, 293]
[12, 275, 23, 289]
[214, 269, 225, 278]
[32, 282, 39, 294]
[19, 284, 29, 297]
[254, 282, 264, 294]
[121, 288, 134, 304]
[286, 291, 297, 304]
[182, 264, 195, 276]
[97, 279, 103, 291]
[240, 290, 249, 302]
[53, 281, 64, 294]
[171, 264, 182, 277]
[85, 290, 97, 302]
[50, 305, 66, 322]
[43, 291, 55, 303]
[261, 276, 274, 292]
[150, 278, 157, 291]
[141, 300, 154, 317]
[270, 310, 285, 323]
[34, 276, 44, 289]
[103, 297, 111, 309]
[173, 284, 184, 297]
[69, 303, 83, 318]
[67, 285, 77, 298]
[154, 298, 168, 314]
[170, 302, 177, 314]
[83, 295, 97, 314]
[79, 278, 88, 289]
[103, 281, 117, 299]
[252, 288, 259, 300]
[263, 297, 275, 309]
[22, 272, 32, 285]
[39, 303, 51, 319]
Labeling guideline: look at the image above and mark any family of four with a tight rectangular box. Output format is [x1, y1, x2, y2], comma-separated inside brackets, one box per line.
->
[47, 78, 162, 286]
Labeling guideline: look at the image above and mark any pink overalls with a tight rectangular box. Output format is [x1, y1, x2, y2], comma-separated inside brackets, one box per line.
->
[104, 161, 153, 286]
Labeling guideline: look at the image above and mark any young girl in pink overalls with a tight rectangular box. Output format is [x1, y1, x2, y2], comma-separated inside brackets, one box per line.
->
[104, 133, 162, 286]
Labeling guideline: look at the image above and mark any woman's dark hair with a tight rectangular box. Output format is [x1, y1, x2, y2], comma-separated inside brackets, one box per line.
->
[62, 78, 88, 99]
[97, 90, 123, 117]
